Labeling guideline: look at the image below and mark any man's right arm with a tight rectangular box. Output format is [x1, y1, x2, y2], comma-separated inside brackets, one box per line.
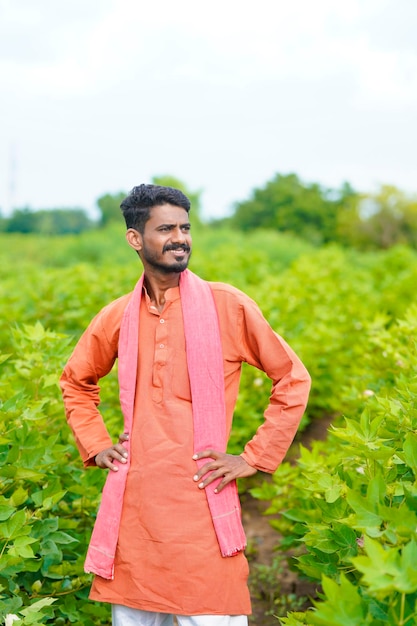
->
[60, 298, 128, 466]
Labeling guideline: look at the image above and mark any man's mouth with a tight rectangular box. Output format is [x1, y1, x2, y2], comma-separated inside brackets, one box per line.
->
[164, 246, 190, 254]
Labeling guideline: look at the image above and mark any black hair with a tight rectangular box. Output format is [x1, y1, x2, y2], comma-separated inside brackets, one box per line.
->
[120, 184, 191, 233]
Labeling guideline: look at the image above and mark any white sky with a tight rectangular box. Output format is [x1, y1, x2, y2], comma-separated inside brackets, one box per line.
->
[1, 0, 416, 219]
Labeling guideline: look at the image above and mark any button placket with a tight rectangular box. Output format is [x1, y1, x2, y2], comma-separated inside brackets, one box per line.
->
[152, 316, 168, 394]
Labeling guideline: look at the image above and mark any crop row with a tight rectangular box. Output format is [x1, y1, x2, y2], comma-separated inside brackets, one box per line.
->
[1, 229, 417, 623]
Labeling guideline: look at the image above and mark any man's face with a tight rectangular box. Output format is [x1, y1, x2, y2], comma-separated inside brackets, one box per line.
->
[138, 204, 192, 274]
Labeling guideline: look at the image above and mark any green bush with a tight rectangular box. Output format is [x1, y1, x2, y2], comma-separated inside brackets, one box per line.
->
[0, 323, 117, 625]
[258, 307, 417, 624]
[2, 227, 417, 624]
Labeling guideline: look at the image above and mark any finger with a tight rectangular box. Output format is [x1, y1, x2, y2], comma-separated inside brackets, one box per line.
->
[95, 452, 119, 471]
[213, 476, 231, 494]
[113, 443, 129, 460]
[194, 467, 227, 490]
[119, 433, 130, 443]
[96, 446, 127, 470]
[192, 460, 220, 483]
[103, 456, 120, 471]
[192, 449, 219, 461]
[200, 466, 244, 493]
[192, 450, 223, 481]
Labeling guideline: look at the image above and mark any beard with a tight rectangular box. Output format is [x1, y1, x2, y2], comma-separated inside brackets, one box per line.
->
[141, 243, 192, 274]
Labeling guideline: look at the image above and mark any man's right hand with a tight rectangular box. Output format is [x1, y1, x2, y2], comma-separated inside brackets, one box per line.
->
[94, 433, 129, 471]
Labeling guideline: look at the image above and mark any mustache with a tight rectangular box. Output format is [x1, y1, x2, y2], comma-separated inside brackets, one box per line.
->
[163, 244, 191, 253]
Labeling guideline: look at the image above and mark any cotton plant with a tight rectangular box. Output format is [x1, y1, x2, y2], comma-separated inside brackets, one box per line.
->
[2, 598, 57, 626]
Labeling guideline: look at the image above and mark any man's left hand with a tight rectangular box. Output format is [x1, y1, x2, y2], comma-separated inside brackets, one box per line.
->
[192, 450, 257, 494]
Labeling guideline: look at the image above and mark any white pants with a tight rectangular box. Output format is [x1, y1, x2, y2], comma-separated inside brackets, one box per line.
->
[112, 605, 248, 626]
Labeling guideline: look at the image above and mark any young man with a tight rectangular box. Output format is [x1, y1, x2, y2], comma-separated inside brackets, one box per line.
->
[60, 184, 311, 626]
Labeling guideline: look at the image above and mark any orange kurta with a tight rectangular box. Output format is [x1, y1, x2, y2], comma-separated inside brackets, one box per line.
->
[60, 281, 311, 616]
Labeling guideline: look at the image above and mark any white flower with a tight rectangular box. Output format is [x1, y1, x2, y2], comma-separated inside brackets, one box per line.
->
[4, 615, 20, 626]
[363, 389, 374, 397]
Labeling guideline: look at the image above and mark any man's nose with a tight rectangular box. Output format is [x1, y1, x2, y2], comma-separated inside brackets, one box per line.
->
[172, 227, 186, 242]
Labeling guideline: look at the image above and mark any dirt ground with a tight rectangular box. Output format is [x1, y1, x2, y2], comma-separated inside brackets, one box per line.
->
[243, 415, 334, 625]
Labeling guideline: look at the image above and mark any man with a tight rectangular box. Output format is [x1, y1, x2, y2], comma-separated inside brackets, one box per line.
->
[60, 184, 311, 626]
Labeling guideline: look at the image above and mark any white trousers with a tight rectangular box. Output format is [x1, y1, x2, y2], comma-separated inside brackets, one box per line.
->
[112, 605, 248, 626]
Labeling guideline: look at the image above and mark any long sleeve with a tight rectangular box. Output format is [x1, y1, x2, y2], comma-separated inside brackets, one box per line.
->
[212, 283, 311, 473]
[218, 287, 311, 473]
[60, 295, 130, 466]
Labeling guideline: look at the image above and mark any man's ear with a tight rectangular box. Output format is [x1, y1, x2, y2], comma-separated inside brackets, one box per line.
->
[126, 228, 143, 252]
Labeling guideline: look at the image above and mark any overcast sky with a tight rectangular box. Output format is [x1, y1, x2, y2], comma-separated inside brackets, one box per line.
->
[1, 0, 416, 219]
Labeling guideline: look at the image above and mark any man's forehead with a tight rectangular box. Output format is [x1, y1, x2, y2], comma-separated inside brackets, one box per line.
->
[149, 204, 188, 218]
[146, 204, 190, 227]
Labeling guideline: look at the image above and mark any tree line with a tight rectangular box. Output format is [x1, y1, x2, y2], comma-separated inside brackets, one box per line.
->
[0, 176, 202, 236]
[1, 172, 416, 250]
[221, 173, 417, 250]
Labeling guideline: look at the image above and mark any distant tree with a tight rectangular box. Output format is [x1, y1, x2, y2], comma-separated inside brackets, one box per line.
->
[353, 186, 417, 249]
[96, 192, 126, 227]
[402, 199, 417, 248]
[4, 207, 93, 234]
[35, 208, 93, 234]
[334, 182, 363, 246]
[4, 207, 35, 233]
[230, 173, 356, 245]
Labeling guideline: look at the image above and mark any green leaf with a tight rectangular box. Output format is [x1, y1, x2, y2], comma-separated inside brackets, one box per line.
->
[403, 485, 417, 513]
[346, 489, 383, 532]
[392, 539, 417, 593]
[316, 474, 343, 503]
[296, 550, 339, 580]
[30, 517, 59, 539]
[10, 487, 28, 508]
[48, 531, 77, 545]
[304, 526, 339, 554]
[331, 523, 358, 557]
[382, 504, 417, 539]
[8, 542, 36, 559]
[40, 491, 66, 511]
[367, 473, 386, 505]
[403, 432, 417, 472]
[21, 321, 48, 343]
[8, 534, 39, 560]
[0, 505, 16, 521]
[0, 467, 45, 481]
[351, 536, 417, 594]
[308, 574, 366, 625]
[19, 597, 57, 623]
[2, 509, 27, 540]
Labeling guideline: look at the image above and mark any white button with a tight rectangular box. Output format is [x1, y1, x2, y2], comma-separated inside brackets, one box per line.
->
[160, 318, 165, 324]
[159, 344, 165, 349]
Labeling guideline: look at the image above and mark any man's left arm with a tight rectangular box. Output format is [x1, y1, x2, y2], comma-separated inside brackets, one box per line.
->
[193, 295, 311, 493]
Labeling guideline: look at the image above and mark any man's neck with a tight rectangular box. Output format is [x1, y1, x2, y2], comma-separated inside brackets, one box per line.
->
[143, 271, 181, 312]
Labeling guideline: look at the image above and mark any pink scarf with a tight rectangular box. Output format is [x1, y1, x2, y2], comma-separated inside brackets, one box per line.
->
[84, 269, 246, 579]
